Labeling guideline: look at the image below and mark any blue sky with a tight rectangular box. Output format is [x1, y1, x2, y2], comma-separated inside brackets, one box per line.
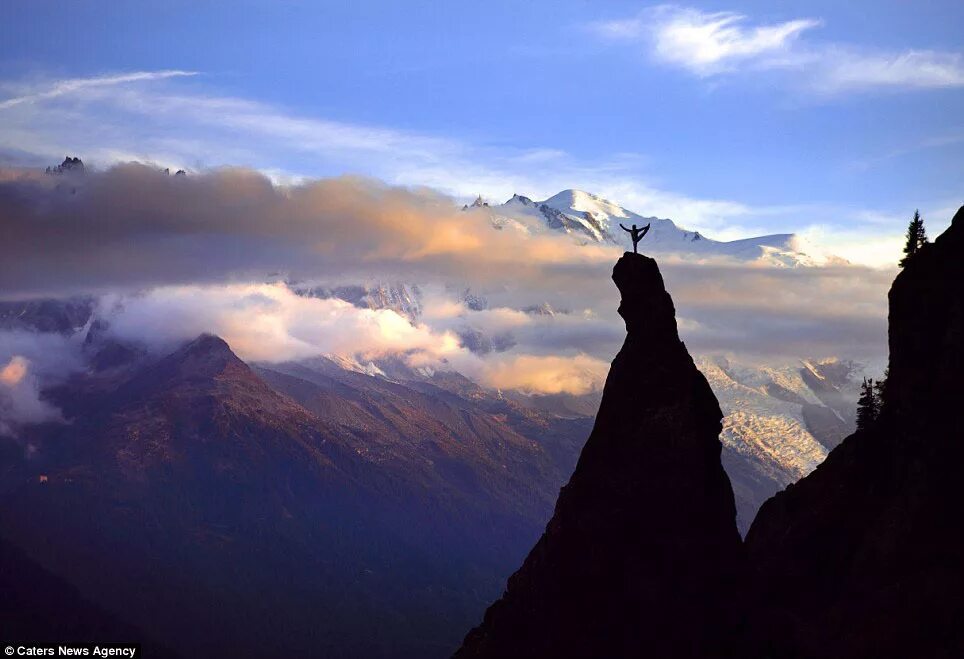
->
[1, 0, 962, 264]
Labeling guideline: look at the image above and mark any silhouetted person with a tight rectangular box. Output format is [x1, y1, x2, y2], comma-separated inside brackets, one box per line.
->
[620, 223, 651, 253]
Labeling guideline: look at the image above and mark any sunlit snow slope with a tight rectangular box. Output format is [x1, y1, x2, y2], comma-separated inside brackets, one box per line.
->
[494, 189, 833, 267]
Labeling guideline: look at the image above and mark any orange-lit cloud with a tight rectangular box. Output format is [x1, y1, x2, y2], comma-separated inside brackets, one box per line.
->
[0, 356, 28, 386]
[479, 354, 610, 396]
[0, 164, 615, 299]
[0, 355, 64, 436]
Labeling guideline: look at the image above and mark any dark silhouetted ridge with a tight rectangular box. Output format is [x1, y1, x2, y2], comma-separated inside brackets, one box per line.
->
[745, 206, 964, 658]
[456, 252, 744, 658]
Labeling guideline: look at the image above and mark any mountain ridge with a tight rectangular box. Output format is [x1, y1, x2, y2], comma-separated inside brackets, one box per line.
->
[743, 205, 964, 658]
[495, 188, 832, 267]
[0, 327, 594, 658]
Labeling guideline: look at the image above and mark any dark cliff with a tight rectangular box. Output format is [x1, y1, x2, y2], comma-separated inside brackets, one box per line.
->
[456, 252, 744, 658]
[745, 206, 964, 658]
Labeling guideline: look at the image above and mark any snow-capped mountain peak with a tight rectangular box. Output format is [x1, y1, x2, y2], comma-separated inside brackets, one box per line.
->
[495, 189, 835, 267]
[543, 189, 632, 220]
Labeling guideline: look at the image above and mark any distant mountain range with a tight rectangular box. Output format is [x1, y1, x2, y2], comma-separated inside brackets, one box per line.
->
[489, 189, 838, 267]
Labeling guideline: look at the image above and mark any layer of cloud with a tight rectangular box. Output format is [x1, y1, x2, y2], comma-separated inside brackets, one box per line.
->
[0, 164, 617, 299]
[0, 163, 905, 409]
[662, 262, 891, 359]
[591, 5, 964, 93]
[96, 283, 610, 396]
[481, 354, 610, 396]
[101, 283, 463, 363]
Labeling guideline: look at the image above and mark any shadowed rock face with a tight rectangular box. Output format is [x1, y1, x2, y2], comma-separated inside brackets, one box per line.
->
[0, 536, 176, 656]
[456, 252, 744, 658]
[745, 206, 964, 658]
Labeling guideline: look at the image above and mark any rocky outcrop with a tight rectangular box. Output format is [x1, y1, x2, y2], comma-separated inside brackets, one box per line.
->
[456, 252, 744, 658]
[45, 156, 85, 175]
[745, 206, 964, 658]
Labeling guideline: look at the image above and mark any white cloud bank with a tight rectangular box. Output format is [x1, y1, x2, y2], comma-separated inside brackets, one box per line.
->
[97, 283, 611, 397]
[591, 5, 964, 93]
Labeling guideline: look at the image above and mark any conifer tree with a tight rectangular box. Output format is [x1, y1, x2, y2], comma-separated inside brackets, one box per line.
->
[873, 370, 887, 415]
[856, 377, 878, 430]
[900, 210, 929, 267]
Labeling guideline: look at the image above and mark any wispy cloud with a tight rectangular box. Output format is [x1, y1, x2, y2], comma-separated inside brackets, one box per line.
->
[816, 49, 964, 92]
[0, 70, 198, 110]
[590, 5, 964, 93]
[593, 6, 819, 76]
[0, 69, 778, 235]
[846, 130, 964, 171]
